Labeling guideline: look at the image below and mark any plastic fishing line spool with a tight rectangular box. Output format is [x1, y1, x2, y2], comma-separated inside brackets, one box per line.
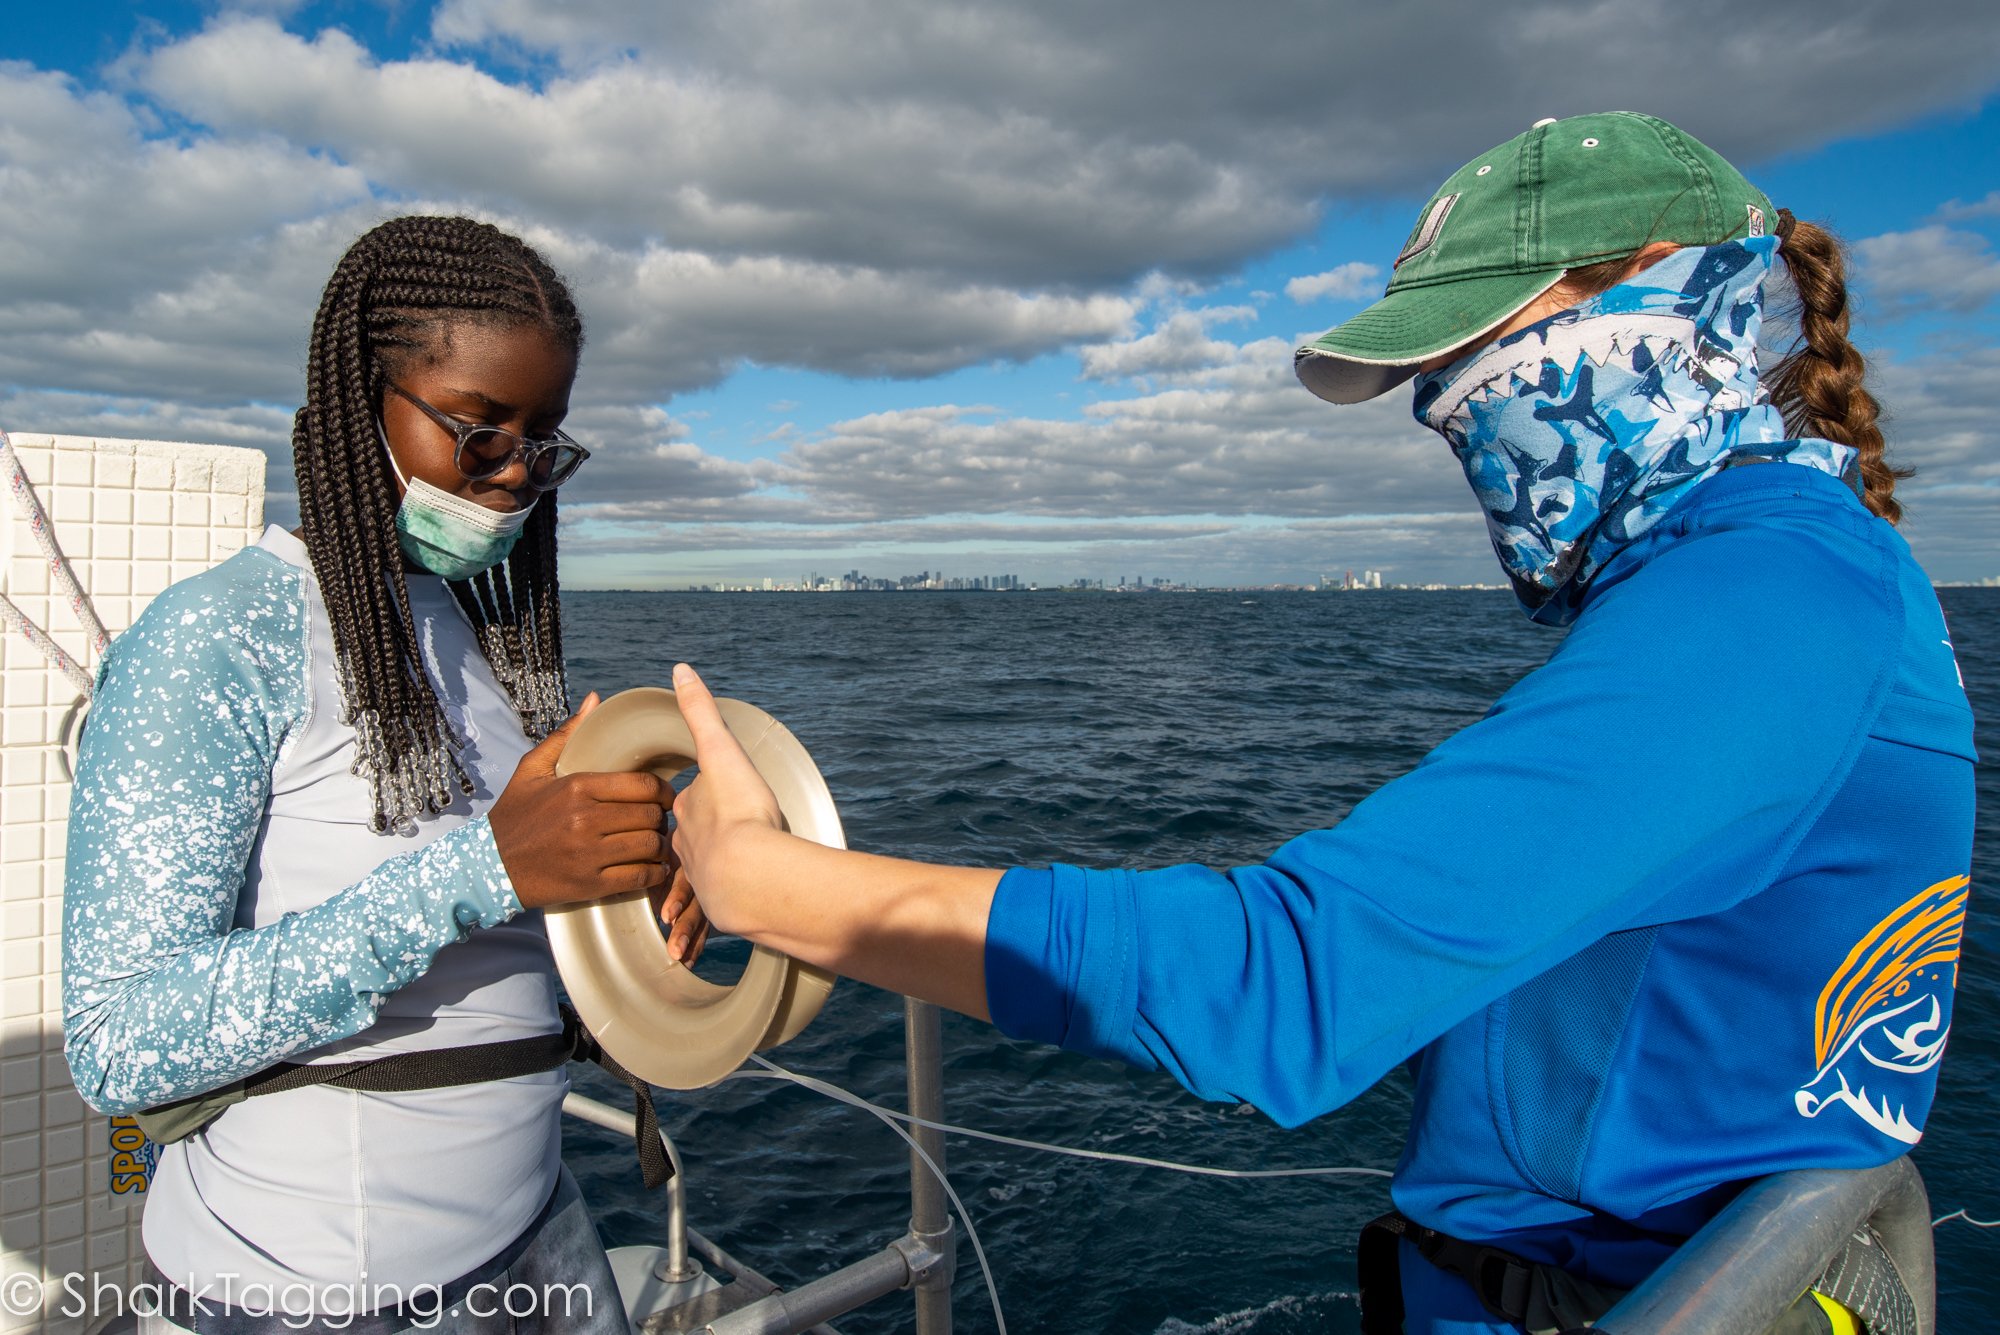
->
[549, 686, 840, 1089]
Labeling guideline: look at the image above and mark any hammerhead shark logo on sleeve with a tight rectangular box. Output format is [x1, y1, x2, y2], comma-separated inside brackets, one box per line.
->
[1795, 875, 1968, 1143]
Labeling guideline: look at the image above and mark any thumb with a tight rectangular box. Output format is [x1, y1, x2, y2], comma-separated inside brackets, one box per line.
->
[672, 664, 750, 771]
[520, 690, 600, 776]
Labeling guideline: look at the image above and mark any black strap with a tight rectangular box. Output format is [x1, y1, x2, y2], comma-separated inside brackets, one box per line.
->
[1360, 1210, 1536, 1329]
[232, 1004, 673, 1189]
[1369, 1208, 1900, 1335]
[561, 1007, 675, 1190]
[1356, 1212, 1409, 1335]
[240, 1027, 575, 1096]
[1414, 1228, 1534, 1327]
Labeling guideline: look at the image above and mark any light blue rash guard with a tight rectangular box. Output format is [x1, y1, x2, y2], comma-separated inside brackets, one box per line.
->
[63, 527, 566, 1303]
[985, 464, 1976, 1322]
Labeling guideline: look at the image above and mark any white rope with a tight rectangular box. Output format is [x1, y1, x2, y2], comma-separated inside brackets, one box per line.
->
[739, 1059, 1391, 1181]
[0, 597, 94, 696]
[1933, 1208, 2000, 1229]
[736, 1058, 1010, 1335]
[733, 1053, 1397, 1335]
[1, 429, 106, 697]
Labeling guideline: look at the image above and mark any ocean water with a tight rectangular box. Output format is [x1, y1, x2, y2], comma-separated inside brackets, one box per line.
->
[556, 588, 1999, 1334]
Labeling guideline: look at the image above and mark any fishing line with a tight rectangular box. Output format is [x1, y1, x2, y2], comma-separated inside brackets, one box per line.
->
[733, 1054, 1396, 1335]
[740, 1057, 1392, 1181]
[1932, 1208, 1999, 1229]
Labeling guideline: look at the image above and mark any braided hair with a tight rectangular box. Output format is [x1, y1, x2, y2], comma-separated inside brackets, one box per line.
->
[293, 215, 584, 833]
[1766, 213, 1910, 524]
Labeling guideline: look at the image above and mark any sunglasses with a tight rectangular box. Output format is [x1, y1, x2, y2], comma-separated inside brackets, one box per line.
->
[388, 383, 591, 492]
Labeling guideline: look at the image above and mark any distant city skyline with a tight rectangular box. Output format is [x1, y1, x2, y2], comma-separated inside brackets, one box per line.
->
[656, 563, 1515, 593]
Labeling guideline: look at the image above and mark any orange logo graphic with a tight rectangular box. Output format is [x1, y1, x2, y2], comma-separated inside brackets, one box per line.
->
[1796, 874, 1967, 1143]
[1813, 875, 1967, 1068]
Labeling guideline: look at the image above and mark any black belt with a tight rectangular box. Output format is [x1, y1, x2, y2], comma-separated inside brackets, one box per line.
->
[1356, 1209, 1910, 1335]
[1358, 1210, 1543, 1333]
[136, 1004, 671, 1189]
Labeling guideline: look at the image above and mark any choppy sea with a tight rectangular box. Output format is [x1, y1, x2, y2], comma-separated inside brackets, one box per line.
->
[556, 588, 1999, 1333]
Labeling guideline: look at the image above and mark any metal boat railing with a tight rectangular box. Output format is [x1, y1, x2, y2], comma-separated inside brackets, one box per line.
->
[567, 997, 956, 1335]
[1594, 1156, 1935, 1335]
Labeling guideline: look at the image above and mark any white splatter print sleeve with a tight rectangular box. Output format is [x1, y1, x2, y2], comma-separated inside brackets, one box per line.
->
[61, 548, 521, 1115]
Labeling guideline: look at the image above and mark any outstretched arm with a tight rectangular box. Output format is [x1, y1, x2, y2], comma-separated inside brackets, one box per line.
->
[667, 521, 1899, 1124]
[665, 663, 1001, 1019]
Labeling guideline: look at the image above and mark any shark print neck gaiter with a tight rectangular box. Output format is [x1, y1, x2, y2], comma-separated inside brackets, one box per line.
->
[1411, 237, 1861, 625]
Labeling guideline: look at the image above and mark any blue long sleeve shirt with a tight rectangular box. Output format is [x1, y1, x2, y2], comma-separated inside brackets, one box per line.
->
[985, 465, 1975, 1296]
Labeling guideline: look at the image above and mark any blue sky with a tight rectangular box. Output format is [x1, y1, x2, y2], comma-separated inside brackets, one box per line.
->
[4, 1, 1997, 588]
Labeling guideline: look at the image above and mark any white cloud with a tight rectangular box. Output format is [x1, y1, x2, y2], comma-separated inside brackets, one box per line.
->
[0, 65, 371, 404]
[0, 388, 295, 454]
[426, 0, 2000, 208]
[578, 242, 1136, 393]
[561, 517, 1240, 556]
[1853, 226, 2000, 316]
[1872, 343, 2000, 489]
[117, 4, 2000, 294]
[0, 48, 1135, 424]
[129, 16, 1311, 288]
[1079, 311, 1247, 380]
[1285, 263, 1382, 304]
[1779, 342, 2000, 579]
[11, 6, 2000, 420]
[626, 331, 1466, 525]
[1934, 190, 2000, 222]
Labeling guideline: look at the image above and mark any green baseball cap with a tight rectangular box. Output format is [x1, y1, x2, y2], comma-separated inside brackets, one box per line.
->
[1294, 111, 1774, 405]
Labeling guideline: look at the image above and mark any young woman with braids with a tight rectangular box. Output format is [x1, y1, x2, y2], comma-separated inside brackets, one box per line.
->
[662, 114, 1974, 1333]
[63, 216, 663, 1331]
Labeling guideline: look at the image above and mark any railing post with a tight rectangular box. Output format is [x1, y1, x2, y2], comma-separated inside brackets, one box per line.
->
[904, 999, 956, 1335]
[561, 1092, 695, 1281]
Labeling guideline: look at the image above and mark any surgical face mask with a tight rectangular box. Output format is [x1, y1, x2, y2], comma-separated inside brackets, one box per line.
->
[380, 423, 536, 580]
[1409, 237, 1855, 625]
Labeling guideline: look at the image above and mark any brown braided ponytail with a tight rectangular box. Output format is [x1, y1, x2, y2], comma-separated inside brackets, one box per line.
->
[294, 215, 583, 833]
[1766, 210, 1910, 523]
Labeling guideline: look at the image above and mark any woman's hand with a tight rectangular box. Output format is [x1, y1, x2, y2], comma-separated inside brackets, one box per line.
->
[666, 663, 789, 937]
[656, 868, 710, 964]
[666, 661, 1001, 1021]
[489, 692, 677, 910]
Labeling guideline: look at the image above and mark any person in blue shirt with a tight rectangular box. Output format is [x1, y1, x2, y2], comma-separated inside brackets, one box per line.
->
[660, 113, 1975, 1334]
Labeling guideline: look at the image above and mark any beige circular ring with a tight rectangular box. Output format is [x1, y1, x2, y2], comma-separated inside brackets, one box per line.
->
[549, 686, 840, 1089]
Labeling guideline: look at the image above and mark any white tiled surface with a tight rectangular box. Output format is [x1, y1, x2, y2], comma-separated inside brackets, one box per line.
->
[2, 435, 265, 1333]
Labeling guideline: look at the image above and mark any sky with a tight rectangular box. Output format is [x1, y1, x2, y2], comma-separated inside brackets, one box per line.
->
[3, 1, 1998, 589]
